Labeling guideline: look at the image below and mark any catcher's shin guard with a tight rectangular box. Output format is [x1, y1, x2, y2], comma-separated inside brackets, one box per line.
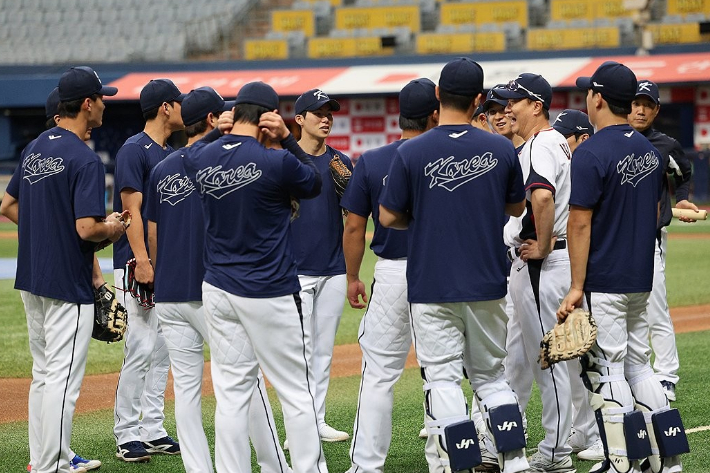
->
[477, 389, 528, 472]
[444, 420, 483, 472]
[635, 402, 689, 473]
[424, 407, 471, 473]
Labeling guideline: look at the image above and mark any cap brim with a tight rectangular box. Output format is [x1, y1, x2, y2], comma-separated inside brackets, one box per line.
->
[576, 76, 592, 89]
[99, 86, 118, 97]
[223, 100, 236, 111]
[634, 92, 659, 104]
[482, 97, 507, 112]
[491, 88, 525, 100]
[175, 93, 188, 103]
[299, 98, 341, 115]
[552, 125, 574, 135]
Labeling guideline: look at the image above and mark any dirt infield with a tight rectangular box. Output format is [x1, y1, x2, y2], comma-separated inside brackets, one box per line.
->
[1, 304, 708, 425]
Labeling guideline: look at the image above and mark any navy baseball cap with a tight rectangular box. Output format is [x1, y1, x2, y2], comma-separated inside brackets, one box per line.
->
[295, 88, 340, 116]
[552, 109, 594, 136]
[493, 73, 552, 110]
[482, 84, 508, 113]
[139, 79, 186, 113]
[235, 81, 279, 110]
[438, 57, 484, 96]
[58, 66, 118, 102]
[181, 87, 235, 127]
[46, 87, 60, 119]
[473, 103, 485, 117]
[399, 78, 438, 119]
[635, 79, 660, 105]
[576, 61, 637, 105]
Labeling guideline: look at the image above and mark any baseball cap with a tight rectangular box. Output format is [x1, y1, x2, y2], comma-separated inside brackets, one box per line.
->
[493, 73, 552, 110]
[45, 87, 60, 119]
[473, 103, 485, 117]
[139, 79, 187, 113]
[576, 61, 637, 105]
[235, 81, 279, 110]
[635, 79, 660, 105]
[295, 88, 340, 116]
[438, 57, 484, 96]
[180, 87, 235, 126]
[482, 84, 508, 113]
[399, 78, 439, 119]
[552, 109, 594, 136]
[58, 66, 118, 102]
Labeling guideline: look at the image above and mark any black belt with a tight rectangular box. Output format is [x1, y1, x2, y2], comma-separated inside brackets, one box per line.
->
[507, 239, 566, 261]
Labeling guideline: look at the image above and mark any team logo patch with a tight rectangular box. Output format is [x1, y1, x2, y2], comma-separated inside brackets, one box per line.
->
[424, 153, 497, 191]
[22, 152, 65, 184]
[196, 163, 261, 199]
[617, 151, 659, 187]
[157, 173, 195, 206]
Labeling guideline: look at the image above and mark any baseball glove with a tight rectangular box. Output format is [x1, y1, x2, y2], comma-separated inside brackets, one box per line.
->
[329, 154, 351, 199]
[92, 283, 127, 343]
[539, 308, 597, 369]
[124, 258, 155, 308]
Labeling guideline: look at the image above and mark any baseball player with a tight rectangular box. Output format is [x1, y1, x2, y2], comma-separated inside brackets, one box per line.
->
[558, 61, 687, 473]
[183, 81, 326, 473]
[493, 73, 575, 473]
[483, 85, 525, 149]
[628, 80, 697, 402]
[340, 78, 439, 473]
[380, 57, 530, 473]
[0, 66, 125, 473]
[113, 79, 186, 461]
[291, 88, 353, 443]
[146, 86, 293, 473]
[552, 109, 593, 154]
[472, 102, 491, 131]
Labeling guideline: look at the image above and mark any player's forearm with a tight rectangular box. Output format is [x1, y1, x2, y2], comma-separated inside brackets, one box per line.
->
[147, 220, 158, 269]
[93, 256, 106, 289]
[0, 194, 19, 224]
[378, 205, 409, 230]
[567, 208, 592, 291]
[76, 216, 122, 242]
[124, 213, 149, 262]
[343, 218, 367, 283]
[531, 189, 555, 255]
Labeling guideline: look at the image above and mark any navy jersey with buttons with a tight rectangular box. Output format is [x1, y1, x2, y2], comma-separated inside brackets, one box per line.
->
[381, 125, 525, 303]
[290, 145, 352, 275]
[10, 127, 106, 304]
[340, 140, 408, 260]
[145, 141, 210, 303]
[113, 132, 174, 269]
[570, 124, 663, 293]
[184, 134, 321, 298]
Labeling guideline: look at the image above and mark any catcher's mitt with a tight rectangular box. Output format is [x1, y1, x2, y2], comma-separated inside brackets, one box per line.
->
[92, 283, 127, 343]
[329, 154, 351, 199]
[124, 258, 155, 308]
[539, 308, 597, 369]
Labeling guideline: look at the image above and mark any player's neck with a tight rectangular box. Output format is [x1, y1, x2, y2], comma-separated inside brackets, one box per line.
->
[56, 117, 90, 141]
[229, 122, 259, 138]
[593, 110, 629, 132]
[438, 107, 473, 126]
[521, 118, 550, 141]
[298, 134, 326, 156]
[401, 129, 423, 139]
[144, 119, 173, 148]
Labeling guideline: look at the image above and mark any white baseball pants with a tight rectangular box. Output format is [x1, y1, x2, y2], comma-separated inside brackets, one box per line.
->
[507, 249, 573, 461]
[298, 273, 347, 427]
[202, 282, 327, 473]
[348, 258, 410, 473]
[23, 292, 92, 473]
[113, 269, 170, 445]
[647, 228, 680, 384]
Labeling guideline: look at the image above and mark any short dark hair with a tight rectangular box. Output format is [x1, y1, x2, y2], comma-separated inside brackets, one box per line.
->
[234, 103, 271, 126]
[399, 115, 429, 132]
[45, 117, 57, 130]
[185, 119, 209, 138]
[564, 132, 585, 142]
[593, 91, 631, 116]
[438, 90, 476, 113]
[57, 94, 100, 119]
[143, 100, 178, 122]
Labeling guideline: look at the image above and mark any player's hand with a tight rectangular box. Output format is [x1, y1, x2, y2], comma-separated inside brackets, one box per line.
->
[676, 200, 699, 223]
[347, 278, 368, 309]
[134, 258, 155, 286]
[556, 287, 583, 323]
[217, 110, 234, 135]
[258, 111, 290, 141]
[519, 236, 556, 261]
[105, 212, 127, 242]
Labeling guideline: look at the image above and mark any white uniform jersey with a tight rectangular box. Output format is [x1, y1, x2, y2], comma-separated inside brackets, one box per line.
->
[504, 127, 572, 248]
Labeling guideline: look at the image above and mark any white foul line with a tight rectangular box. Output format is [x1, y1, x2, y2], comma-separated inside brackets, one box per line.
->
[687, 425, 710, 434]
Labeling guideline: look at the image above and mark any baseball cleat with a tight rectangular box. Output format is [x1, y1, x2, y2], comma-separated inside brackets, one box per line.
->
[27, 462, 87, 473]
[116, 441, 151, 462]
[577, 439, 605, 461]
[319, 424, 350, 442]
[143, 435, 181, 455]
[70, 454, 102, 471]
[527, 452, 576, 473]
[419, 426, 427, 439]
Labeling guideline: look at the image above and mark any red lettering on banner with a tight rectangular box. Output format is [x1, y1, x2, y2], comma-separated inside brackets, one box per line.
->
[327, 136, 350, 150]
[352, 116, 386, 133]
[386, 97, 399, 114]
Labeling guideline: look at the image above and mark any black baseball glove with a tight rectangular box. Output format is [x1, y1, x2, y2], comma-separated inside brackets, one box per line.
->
[92, 283, 128, 343]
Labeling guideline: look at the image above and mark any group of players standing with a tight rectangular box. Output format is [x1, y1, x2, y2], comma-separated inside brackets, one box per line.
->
[0, 55, 697, 473]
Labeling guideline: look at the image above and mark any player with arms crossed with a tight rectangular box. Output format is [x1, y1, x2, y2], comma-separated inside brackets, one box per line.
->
[341, 78, 439, 473]
[291, 88, 353, 443]
[628, 80, 697, 402]
[113, 79, 186, 461]
[0, 66, 125, 473]
[380, 57, 530, 473]
[558, 61, 688, 473]
[493, 73, 576, 473]
[184, 81, 326, 473]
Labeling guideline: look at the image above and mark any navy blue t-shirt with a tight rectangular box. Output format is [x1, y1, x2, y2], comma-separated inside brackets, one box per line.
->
[290, 145, 352, 275]
[380, 125, 525, 303]
[570, 124, 663, 293]
[9, 127, 106, 304]
[113, 132, 174, 269]
[341, 139, 408, 260]
[184, 134, 320, 298]
[145, 141, 210, 303]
